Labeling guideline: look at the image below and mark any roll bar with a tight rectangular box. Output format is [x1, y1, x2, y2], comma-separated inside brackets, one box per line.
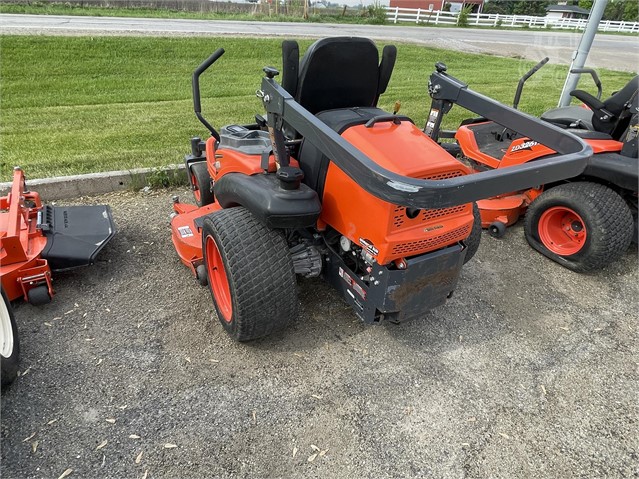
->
[513, 57, 549, 110]
[192, 48, 225, 142]
[258, 66, 591, 209]
[570, 67, 603, 99]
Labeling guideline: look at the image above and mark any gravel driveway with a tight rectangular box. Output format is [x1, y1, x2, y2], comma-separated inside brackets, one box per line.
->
[1, 187, 637, 479]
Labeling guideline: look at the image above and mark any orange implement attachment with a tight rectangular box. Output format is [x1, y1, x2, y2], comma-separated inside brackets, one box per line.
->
[0, 168, 53, 302]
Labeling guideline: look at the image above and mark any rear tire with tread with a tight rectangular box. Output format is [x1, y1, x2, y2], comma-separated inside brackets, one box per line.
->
[202, 207, 298, 341]
[524, 182, 633, 272]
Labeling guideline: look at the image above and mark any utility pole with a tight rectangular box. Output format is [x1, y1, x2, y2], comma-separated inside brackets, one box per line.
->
[558, 0, 608, 107]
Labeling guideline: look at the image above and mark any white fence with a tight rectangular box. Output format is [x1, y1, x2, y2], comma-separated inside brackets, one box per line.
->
[386, 7, 639, 33]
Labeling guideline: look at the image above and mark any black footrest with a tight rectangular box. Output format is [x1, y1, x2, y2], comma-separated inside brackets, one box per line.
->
[39, 205, 116, 271]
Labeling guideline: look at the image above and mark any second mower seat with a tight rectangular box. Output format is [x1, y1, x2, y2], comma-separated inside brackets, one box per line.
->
[541, 75, 638, 139]
[540, 106, 594, 130]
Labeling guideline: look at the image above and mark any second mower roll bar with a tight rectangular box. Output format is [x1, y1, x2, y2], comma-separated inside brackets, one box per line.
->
[258, 67, 592, 210]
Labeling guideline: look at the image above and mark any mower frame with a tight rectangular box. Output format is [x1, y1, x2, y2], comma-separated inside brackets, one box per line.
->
[258, 66, 592, 210]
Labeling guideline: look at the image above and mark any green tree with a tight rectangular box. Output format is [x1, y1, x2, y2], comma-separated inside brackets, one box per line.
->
[512, 0, 550, 16]
[483, 0, 515, 15]
[622, 0, 638, 21]
[484, 1, 550, 16]
[578, 0, 593, 10]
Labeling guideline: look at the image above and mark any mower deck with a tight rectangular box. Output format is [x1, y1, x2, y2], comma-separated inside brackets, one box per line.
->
[1, 168, 116, 303]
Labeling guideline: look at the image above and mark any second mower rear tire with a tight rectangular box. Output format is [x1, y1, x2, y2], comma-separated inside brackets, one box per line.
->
[201, 207, 298, 341]
[524, 182, 633, 272]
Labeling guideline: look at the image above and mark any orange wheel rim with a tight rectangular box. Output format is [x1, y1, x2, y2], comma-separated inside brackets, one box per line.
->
[538, 206, 587, 256]
[205, 235, 233, 322]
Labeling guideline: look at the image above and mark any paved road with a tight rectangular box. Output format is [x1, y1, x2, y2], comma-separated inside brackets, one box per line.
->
[1, 14, 636, 71]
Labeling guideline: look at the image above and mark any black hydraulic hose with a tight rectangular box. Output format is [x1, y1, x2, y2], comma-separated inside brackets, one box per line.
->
[192, 48, 225, 141]
[513, 57, 549, 110]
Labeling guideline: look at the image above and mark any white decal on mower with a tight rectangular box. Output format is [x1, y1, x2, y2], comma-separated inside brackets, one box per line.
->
[510, 140, 539, 153]
[178, 226, 194, 238]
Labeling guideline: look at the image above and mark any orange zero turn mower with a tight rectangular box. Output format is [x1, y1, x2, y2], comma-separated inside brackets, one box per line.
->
[171, 38, 591, 341]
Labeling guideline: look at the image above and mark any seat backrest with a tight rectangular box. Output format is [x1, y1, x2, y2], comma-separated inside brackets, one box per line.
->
[281, 37, 396, 115]
[603, 75, 639, 115]
[594, 75, 639, 137]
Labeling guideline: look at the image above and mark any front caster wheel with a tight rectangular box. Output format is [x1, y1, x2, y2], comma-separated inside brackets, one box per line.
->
[1, 289, 19, 388]
[524, 182, 633, 272]
[488, 221, 507, 238]
[27, 285, 51, 306]
[195, 264, 208, 287]
[201, 207, 298, 341]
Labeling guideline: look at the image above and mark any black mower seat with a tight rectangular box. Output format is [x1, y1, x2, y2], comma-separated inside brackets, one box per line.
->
[564, 128, 612, 140]
[282, 37, 397, 115]
[541, 75, 638, 139]
[540, 106, 594, 130]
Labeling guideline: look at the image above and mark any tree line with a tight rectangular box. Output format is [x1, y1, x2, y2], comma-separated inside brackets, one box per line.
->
[482, 0, 637, 22]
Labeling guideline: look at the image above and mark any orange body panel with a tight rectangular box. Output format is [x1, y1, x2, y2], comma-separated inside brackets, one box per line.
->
[455, 122, 624, 229]
[0, 169, 53, 301]
[501, 137, 622, 166]
[476, 188, 542, 227]
[171, 202, 221, 275]
[456, 122, 624, 170]
[454, 125, 504, 169]
[321, 121, 474, 265]
[208, 142, 300, 182]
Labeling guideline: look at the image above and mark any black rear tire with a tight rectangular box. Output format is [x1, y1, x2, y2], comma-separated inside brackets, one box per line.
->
[190, 162, 214, 207]
[201, 207, 298, 341]
[1, 288, 20, 388]
[463, 203, 482, 264]
[524, 182, 633, 272]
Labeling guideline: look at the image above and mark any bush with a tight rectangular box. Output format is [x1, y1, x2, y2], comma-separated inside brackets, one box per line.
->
[457, 5, 472, 27]
[365, 2, 386, 24]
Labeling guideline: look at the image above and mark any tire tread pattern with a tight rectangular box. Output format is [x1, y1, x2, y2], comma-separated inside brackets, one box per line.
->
[203, 207, 297, 341]
[524, 182, 633, 272]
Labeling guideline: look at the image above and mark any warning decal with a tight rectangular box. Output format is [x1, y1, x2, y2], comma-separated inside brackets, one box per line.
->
[178, 226, 194, 238]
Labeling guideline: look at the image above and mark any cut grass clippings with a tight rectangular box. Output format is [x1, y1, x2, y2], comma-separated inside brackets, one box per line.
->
[0, 35, 633, 180]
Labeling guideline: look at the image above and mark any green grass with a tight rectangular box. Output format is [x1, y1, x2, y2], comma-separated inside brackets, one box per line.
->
[0, 35, 633, 180]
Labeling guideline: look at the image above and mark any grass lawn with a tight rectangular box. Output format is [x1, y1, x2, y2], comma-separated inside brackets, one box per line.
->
[0, 35, 633, 180]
